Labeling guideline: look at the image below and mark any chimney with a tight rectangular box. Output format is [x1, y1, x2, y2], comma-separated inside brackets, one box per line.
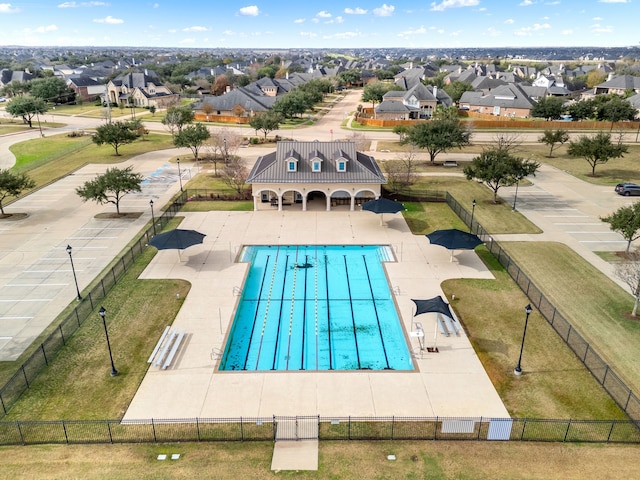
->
[226, 85, 231, 93]
[409, 61, 414, 69]
[433, 86, 438, 100]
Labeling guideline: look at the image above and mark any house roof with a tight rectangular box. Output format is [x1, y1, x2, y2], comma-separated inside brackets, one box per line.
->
[375, 100, 417, 113]
[459, 83, 535, 110]
[247, 141, 386, 185]
[595, 75, 640, 91]
[195, 87, 277, 112]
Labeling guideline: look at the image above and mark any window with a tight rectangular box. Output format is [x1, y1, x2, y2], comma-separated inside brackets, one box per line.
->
[337, 161, 346, 172]
[312, 160, 321, 172]
[288, 161, 297, 172]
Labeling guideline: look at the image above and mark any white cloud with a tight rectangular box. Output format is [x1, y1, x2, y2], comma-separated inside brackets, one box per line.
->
[504, 18, 515, 24]
[300, 31, 318, 38]
[344, 7, 367, 14]
[561, 29, 573, 35]
[598, 0, 629, 3]
[0, 3, 20, 13]
[58, 1, 109, 7]
[514, 22, 551, 35]
[591, 23, 614, 33]
[486, 27, 501, 37]
[311, 17, 319, 23]
[93, 15, 123, 24]
[592, 16, 603, 21]
[153, 3, 159, 7]
[397, 26, 427, 36]
[519, 0, 534, 5]
[293, 18, 305, 23]
[316, 10, 332, 18]
[373, 3, 395, 16]
[24, 24, 58, 33]
[327, 16, 344, 24]
[238, 5, 259, 16]
[183, 26, 208, 32]
[325, 31, 361, 39]
[430, 0, 479, 12]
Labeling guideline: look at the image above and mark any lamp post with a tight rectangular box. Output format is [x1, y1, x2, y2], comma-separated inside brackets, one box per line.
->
[470, 199, 476, 233]
[176, 158, 183, 192]
[149, 199, 156, 235]
[512, 180, 520, 211]
[514, 303, 533, 376]
[98, 306, 118, 376]
[66, 245, 82, 301]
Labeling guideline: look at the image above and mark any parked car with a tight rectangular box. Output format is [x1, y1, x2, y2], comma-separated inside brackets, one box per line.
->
[615, 183, 640, 196]
[0, 97, 6, 102]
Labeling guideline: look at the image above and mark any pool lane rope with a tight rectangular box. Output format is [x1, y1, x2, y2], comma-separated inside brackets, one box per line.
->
[285, 248, 299, 370]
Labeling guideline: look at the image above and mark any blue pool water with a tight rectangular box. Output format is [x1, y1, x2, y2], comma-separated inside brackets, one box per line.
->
[220, 245, 414, 371]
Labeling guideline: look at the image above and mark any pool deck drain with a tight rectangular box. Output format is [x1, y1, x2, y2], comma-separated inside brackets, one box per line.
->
[124, 210, 509, 420]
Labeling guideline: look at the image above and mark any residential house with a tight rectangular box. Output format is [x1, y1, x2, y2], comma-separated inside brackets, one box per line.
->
[375, 83, 452, 120]
[0, 69, 33, 88]
[106, 70, 178, 108]
[246, 140, 386, 212]
[594, 74, 640, 95]
[66, 76, 105, 102]
[458, 83, 535, 117]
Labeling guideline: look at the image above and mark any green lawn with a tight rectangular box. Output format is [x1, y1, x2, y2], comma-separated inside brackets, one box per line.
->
[6, 132, 175, 200]
[1, 441, 640, 480]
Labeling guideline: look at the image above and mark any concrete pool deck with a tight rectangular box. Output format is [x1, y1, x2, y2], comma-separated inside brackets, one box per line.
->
[124, 210, 509, 420]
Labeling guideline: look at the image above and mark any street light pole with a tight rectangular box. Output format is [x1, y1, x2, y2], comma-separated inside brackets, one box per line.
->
[98, 307, 118, 377]
[470, 199, 476, 233]
[514, 303, 533, 376]
[176, 158, 183, 192]
[223, 138, 228, 164]
[66, 245, 82, 301]
[149, 199, 156, 235]
[512, 180, 520, 211]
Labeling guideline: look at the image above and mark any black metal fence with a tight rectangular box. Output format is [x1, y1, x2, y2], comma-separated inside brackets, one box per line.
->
[0, 191, 188, 420]
[446, 192, 640, 421]
[0, 416, 638, 446]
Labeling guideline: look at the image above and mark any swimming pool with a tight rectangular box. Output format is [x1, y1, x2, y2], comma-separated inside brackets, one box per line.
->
[220, 245, 413, 371]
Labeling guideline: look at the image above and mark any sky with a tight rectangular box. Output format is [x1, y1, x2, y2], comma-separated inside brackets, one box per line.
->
[0, 0, 638, 49]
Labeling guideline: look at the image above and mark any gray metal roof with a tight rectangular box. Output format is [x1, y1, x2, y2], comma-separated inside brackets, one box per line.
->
[247, 141, 386, 184]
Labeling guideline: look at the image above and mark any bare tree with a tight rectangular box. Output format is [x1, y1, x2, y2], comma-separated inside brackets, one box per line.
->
[204, 129, 244, 176]
[346, 131, 369, 151]
[221, 156, 249, 195]
[616, 249, 640, 317]
[491, 132, 522, 153]
[382, 148, 419, 193]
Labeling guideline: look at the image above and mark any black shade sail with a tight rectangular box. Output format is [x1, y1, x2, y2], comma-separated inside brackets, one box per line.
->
[148, 229, 206, 251]
[412, 296, 454, 319]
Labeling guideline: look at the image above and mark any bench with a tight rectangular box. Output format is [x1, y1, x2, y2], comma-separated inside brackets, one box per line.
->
[148, 327, 186, 370]
[443, 160, 458, 167]
[437, 316, 450, 336]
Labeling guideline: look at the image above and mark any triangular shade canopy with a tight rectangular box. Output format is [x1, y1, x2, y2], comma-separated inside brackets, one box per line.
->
[412, 296, 454, 319]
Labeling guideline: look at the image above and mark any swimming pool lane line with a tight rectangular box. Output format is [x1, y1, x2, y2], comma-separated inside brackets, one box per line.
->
[270, 254, 291, 370]
[313, 248, 319, 371]
[343, 255, 362, 369]
[252, 247, 282, 370]
[299, 254, 309, 370]
[284, 248, 300, 370]
[362, 255, 391, 369]
[240, 253, 272, 370]
[324, 253, 333, 370]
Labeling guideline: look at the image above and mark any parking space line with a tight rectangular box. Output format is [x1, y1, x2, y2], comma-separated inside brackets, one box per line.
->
[0, 299, 53, 302]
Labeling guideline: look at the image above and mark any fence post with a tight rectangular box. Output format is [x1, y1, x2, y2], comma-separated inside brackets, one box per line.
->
[62, 420, 69, 444]
[607, 421, 616, 443]
[151, 418, 157, 442]
[59, 325, 65, 345]
[16, 421, 25, 445]
[0, 393, 6, 414]
[348, 416, 351, 440]
[21, 365, 29, 388]
[40, 344, 48, 366]
[273, 415, 276, 441]
[107, 420, 113, 443]
[520, 419, 526, 440]
[240, 417, 244, 441]
[563, 419, 572, 442]
[196, 418, 201, 442]
[391, 416, 395, 440]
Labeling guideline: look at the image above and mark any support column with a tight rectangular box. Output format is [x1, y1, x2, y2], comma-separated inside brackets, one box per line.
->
[302, 195, 307, 211]
[278, 195, 283, 212]
[253, 195, 258, 211]
[326, 193, 331, 211]
[350, 195, 355, 211]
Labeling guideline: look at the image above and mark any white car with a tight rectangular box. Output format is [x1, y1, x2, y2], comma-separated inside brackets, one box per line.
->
[0, 97, 6, 102]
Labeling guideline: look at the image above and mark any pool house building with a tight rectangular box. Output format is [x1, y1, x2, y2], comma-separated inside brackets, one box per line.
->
[247, 140, 386, 211]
